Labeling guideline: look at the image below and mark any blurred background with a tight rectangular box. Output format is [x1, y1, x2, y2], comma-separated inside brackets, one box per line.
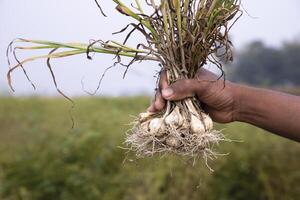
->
[0, 0, 299, 199]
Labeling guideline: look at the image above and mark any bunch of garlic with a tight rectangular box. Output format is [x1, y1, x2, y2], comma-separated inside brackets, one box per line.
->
[137, 100, 214, 149]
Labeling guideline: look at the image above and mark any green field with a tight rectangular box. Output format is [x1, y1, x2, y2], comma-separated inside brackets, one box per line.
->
[0, 97, 299, 200]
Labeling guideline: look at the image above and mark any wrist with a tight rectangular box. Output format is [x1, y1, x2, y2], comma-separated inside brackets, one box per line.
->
[231, 83, 247, 122]
[232, 84, 263, 123]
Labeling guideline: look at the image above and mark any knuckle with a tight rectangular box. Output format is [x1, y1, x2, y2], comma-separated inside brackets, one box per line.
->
[179, 79, 196, 93]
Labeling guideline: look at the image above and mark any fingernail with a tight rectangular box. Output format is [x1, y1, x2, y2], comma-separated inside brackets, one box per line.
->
[162, 88, 174, 98]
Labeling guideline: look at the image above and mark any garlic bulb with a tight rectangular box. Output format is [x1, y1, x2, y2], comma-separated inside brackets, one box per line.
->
[202, 113, 213, 131]
[140, 121, 152, 136]
[164, 107, 183, 128]
[149, 118, 165, 136]
[190, 114, 206, 134]
[139, 112, 154, 123]
[166, 136, 181, 148]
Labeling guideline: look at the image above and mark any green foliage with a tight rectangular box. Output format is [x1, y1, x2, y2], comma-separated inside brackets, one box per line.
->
[0, 97, 299, 200]
[229, 40, 300, 86]
[208, 124, 300, 200]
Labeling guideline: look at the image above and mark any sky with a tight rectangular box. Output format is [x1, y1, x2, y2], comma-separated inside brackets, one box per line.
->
[0, 0, 300, 96]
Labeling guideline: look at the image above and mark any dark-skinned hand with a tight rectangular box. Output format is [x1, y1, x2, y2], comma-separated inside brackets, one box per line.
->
[148, 68, 239, 123]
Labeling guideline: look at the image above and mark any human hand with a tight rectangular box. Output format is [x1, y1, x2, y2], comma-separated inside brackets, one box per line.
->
[148, 68, 240, 123]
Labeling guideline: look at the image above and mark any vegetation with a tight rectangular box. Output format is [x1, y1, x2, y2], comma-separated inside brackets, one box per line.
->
[229, 40, 300, 86]
[0, 97, 299, 200]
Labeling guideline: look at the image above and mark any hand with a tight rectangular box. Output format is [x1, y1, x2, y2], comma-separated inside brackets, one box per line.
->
[148, 68, 240, 123]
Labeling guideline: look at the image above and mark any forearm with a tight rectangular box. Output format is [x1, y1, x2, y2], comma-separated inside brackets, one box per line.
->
[234, 85, 300, 142]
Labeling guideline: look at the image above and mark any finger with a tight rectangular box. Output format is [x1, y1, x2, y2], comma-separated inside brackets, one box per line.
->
[159, 70, 169, 90]
[194, 68, 227, 101]
[153, 90, 166, 111]
[147, 90, 166, 112]
[196, 68, 218, 80]
[162, 79, 198, 101]
[147, 103, 156, 112]
[147, 70, 168, 113]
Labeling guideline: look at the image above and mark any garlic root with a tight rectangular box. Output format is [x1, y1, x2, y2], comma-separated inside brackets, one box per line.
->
[127, 98, 222, 159]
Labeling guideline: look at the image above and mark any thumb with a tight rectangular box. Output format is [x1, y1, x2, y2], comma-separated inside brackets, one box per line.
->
[161, 79, 197, 101]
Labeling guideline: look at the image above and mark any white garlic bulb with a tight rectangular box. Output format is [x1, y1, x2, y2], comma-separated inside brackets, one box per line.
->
[139, 112, 154, 123]
[140, 121, 152, 136]
[190, 114, 206, 134]
[149, 118, 165, 136]
[164, 107, 183, 128]
[202, 113, 213, 131]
